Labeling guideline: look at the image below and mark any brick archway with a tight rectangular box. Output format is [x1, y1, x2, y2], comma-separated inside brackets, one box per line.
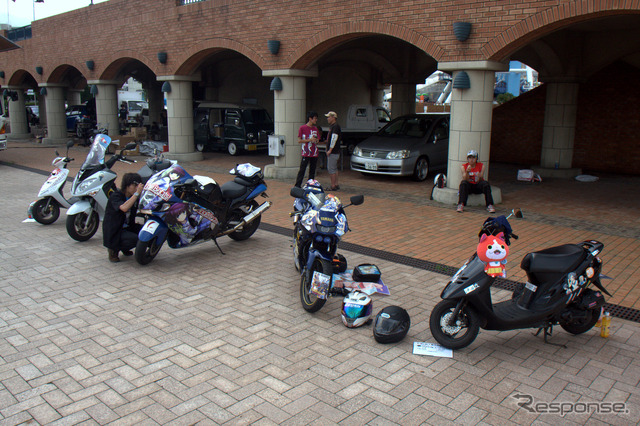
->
[174, 38, 265, 76]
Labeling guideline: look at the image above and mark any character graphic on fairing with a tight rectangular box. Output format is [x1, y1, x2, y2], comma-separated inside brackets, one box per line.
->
[164, 202, 212, 247]
[477, 232, 509, 278]
[143, 166, 187, 210]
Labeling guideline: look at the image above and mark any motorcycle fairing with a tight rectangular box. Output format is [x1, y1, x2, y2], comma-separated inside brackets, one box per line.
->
[140, 164, 192, 211]
[164, 201, 213, 247]
[67, 199, 93, 216]
[139, 219, 168, 242]
[246, 183, 267, 200]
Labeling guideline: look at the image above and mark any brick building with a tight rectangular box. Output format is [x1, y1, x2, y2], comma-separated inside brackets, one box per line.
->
[1, 0, 639, 189]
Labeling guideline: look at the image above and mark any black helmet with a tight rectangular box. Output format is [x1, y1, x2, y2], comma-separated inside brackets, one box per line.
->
[372, 306, 410, 343]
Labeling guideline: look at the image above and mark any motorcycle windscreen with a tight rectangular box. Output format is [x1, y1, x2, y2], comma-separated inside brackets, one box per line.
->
[140, 164, 192, 210]
[81, 134, 111, 169]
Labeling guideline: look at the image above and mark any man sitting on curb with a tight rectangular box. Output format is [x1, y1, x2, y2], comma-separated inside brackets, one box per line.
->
[457, 149, 495, 213]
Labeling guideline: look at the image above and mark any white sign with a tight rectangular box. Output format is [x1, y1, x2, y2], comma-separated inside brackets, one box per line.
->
[413, 342, 453, 358]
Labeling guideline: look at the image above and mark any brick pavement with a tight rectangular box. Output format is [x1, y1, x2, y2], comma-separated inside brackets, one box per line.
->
[0, 142, 639, 424]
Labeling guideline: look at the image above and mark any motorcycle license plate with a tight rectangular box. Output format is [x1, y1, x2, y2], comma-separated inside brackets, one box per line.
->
[365, 162, 377, 171]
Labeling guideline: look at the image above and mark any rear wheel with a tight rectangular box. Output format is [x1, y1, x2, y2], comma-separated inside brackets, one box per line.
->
[300, 257, 331, 313]
[135, 236, 163, 265]
[66, 211, 99, 241]
[32, 198, 60, 225]
[429, 299, 480, 350]
[560, 309, 599, 334]
[412, 157, 429, 181]
[228, 200, 261, 241]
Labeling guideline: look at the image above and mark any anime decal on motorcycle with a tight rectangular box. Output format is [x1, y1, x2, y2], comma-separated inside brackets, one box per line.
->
[135, 163, 271, 265]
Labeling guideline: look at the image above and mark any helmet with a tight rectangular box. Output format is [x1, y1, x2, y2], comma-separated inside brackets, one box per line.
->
[372, 306, 410, 343]
[341, 291, 373, 328]
[467, 149, 478, 158]
[433, 173, 446, 188]
[303, 179, 323, 193]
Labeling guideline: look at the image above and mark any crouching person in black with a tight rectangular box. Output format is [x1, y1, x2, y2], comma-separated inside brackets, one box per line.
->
[103, 173, 144, 262]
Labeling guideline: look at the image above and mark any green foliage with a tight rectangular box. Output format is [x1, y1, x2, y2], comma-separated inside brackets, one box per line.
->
[496, 93, 516, 104]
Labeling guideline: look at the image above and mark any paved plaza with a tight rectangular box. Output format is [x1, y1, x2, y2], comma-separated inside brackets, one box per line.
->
[0, 144, 639, 424]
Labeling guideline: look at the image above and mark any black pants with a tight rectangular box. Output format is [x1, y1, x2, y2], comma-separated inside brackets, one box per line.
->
[458, 180, 494, 206]
[295, 156, 318, 187]
[118, 225, 141, 252]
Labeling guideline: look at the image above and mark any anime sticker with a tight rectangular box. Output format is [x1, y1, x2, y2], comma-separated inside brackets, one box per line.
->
[477, 232, 509, 278]
[141, 165, 189, 210]
[164, 202, 212, 247]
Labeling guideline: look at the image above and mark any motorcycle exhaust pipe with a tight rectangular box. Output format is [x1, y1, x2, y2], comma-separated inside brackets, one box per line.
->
[220, 201, 272, 235]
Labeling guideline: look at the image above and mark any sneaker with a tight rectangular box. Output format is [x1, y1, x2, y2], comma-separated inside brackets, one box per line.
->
[487, 205, 496, 213]
[108, 249, 120, 263]
[456, 204, 464, 213]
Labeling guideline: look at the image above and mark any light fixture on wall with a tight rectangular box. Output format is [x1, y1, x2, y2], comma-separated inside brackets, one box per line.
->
[161, 81, 172, 93]
[90, 85, 99, 95]
[267, 40, 280, 55]
[269, 77, 282, 91]
[35, 66, 43, 75]
[157, 52, 168, 64]
[453, 22, 472, 42]
[40, 87, 47, 95]
[453, 71, 471, 89]
[85, 60, 95, 71]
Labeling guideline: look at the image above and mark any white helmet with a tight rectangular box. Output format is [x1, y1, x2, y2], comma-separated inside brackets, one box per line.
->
[341, 291, 373, 328]
[467, 149, 478, 158]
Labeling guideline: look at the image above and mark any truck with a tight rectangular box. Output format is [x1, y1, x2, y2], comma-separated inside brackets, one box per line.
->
[323, 104, 391, 154]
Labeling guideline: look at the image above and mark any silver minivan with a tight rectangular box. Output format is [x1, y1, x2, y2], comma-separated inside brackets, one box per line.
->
[350, 113, 450, 181]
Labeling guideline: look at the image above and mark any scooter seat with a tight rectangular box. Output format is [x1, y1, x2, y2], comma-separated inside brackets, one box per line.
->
[220, 181, 247, 199]
[520, 244, 586, 284]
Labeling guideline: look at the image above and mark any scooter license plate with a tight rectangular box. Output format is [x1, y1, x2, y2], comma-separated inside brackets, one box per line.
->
[365, 162, 378, 171]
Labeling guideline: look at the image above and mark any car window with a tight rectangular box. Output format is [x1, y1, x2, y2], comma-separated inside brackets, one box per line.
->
[225, 110, 241, 126]
[432, 119, 449, 141]
[377, 109, 390, 123]
[380, 117, 433, 138]
[241, 108, 272, 125]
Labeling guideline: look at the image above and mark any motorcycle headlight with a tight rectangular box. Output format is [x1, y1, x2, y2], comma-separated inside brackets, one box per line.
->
[77, 177, 99, 193]
[353, 146, 363, 157]
[386, 150, 410, 159]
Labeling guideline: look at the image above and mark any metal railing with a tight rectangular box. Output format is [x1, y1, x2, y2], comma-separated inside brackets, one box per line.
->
[6, 25, 32, 42]
[179, 0, 207, 5]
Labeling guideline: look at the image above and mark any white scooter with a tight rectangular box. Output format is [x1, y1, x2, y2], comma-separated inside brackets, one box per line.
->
[66, 134, 136, 241]
[28, 140, 78, 225]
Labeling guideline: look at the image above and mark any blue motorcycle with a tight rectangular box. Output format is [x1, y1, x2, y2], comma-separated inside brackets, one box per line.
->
[290, 186, 363, 312]
[135, 163, 271, 265]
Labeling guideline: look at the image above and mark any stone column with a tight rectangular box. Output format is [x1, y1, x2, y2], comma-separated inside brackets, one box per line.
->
[67, 89, 82, 106]
[40, 85, 67, 144]
[390, 82, 415, 117]
[262, 69, 318, 180]
[157, 75, 202, 162]
[147, 86, 163, 127]
[88, 80, 119, 137]
[534, 82, 581, 178]
[432, 61, 507, 206]
[37, 93, 47, 126]
[6, 87, 30, 139]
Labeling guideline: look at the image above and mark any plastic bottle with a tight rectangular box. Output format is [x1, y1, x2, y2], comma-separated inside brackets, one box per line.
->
[595, 307, 603, 327]
[600, 311, 611, 338]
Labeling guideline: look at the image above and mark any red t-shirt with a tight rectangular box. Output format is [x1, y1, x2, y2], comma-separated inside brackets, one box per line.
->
[463, 162, 483, 184]
[298, 124, 319, 157]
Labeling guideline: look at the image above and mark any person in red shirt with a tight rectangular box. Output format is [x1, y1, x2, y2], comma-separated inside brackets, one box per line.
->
[457, 149, 495, 213]
[295, 111, 320, 187]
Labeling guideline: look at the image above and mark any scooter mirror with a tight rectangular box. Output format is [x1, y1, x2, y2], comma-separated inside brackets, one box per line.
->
[123, 142, 137, 151]
[350, 195, 364, 206]
[290, 186, 305, 199]
[512, 208, 524, 219]
[66, 140, 75, 149]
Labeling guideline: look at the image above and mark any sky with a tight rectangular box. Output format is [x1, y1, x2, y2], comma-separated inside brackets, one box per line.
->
[0, 0, 108, 28]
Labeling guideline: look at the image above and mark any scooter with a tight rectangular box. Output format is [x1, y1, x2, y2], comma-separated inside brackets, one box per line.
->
[135, 163, 272, 265]
[290, 185, 364, 312]
[65, 134, 137, 241]
[28, 140, 78, 224]
[429, 209, 611, 350]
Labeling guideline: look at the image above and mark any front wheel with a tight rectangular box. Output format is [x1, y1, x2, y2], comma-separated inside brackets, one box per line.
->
[429, 299, 480, 350]
[227, 141, 239, 156]
[66, 211, 99, 241]
[32, 198, 60, 225]
[300, 258, 332, 312]
[135, 236, 163, 265]
[412, 157, 429, 181]
[560, 309, 599, 335]
[228, 200, 261, 241]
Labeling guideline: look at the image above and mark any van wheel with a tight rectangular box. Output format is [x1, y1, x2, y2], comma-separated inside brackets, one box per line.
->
[228, 142, 239, 156]
[195, 142, 206, 152]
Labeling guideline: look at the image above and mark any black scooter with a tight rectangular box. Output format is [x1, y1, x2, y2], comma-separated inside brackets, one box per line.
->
[429, 209, 611, 350]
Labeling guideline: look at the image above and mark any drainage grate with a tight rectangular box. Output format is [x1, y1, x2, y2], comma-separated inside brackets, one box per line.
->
[263, 223, 640, 324]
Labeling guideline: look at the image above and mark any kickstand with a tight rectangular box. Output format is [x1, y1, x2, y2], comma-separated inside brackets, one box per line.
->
[533, 325, 567, 348]
[213, 237, 225, 255]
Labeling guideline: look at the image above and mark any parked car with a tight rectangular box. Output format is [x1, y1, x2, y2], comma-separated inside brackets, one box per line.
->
[350, 113, 450, 181]
[193, 102, 274, 155]
[66, 104, 96, 136]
